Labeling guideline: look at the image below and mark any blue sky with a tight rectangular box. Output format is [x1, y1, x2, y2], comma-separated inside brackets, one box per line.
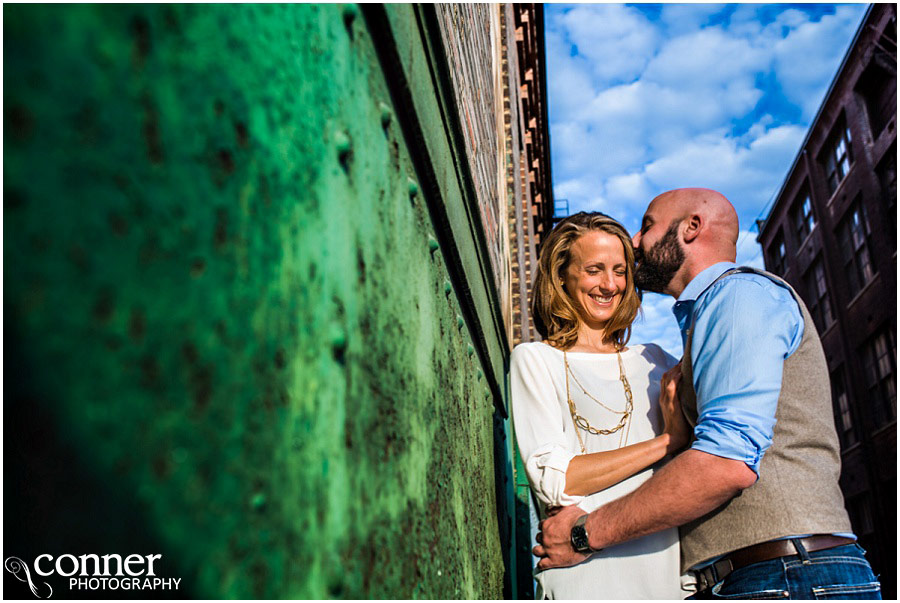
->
[545, 3, 868, 356]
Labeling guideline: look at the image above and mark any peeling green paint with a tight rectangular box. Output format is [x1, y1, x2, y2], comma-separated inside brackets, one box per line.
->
[5, 4, 506, 598]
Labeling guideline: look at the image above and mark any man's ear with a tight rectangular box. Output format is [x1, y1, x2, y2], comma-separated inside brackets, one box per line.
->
[682, 214, 702, 243]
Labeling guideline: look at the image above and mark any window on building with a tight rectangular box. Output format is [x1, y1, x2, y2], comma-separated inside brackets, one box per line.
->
[821, 119, 853, 196]
[862, 326, 896, 427]
[837, 198, 875, 298]
[767, 232, 786, 276]
[846, 493, 875, 537]
[831, 367, 857, 449]
[804, 257, 833, 333]
[792, 192, 815, 244]
[876, 144, 896, 247]
[883, 476, 897, 539]
[856, 58, 897, 139]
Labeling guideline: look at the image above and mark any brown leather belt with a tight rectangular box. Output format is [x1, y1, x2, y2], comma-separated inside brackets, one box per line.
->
[691, 535, 856, 592]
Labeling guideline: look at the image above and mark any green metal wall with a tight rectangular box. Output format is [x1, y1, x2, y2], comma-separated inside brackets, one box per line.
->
[5, 4, 513, 598]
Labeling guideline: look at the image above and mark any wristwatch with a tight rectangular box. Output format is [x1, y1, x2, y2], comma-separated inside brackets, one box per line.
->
[570, 515, 598, 554]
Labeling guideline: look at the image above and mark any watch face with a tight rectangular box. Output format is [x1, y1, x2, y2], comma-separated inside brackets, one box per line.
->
[571, 525, 590, 553]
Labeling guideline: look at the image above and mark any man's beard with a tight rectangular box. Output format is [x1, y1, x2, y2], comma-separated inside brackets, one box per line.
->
[634, 222, 685, 294]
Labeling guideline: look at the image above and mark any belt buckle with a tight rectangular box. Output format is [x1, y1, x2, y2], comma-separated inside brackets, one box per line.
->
[693, 558, 734, 592]
[692, 566, 714, 592]
[713, 558, 735, 582]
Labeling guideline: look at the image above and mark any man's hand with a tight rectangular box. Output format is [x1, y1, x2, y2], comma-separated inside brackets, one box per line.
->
[533, 505, 590, 570]
[660, 362, 691, 452]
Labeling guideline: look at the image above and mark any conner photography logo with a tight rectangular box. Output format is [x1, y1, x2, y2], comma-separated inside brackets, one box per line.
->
[4, 553, 181, 598]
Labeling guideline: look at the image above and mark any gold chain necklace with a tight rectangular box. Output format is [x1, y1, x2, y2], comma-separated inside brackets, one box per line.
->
[564, 349, 634, 453]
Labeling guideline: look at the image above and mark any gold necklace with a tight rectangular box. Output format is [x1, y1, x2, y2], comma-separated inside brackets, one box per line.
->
[564, 349, 634, 453]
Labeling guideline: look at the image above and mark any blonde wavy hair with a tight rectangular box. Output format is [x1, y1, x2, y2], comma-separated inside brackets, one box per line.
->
[532, 212, 641, 351]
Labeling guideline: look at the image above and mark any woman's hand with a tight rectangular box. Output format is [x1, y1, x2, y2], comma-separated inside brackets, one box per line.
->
[660, 363, 691, 453]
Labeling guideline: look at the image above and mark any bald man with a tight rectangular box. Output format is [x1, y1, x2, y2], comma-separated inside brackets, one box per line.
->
[535, 189, 880, 599]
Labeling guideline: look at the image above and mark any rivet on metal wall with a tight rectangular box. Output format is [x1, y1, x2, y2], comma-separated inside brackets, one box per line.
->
[331, 326, 348, 365]
[444, 280, 452, 296]
[456, 315, 464, 330]
[379, 102, 393, 129]
[408, 177, 419, 200]
[476, 369, 483, 381]
[335, 130, 352, 170]
[427, 236, 439, 254]
[342, 4, 358, 34]
[467, 344, 475, 357]
[251, 492, 266, 510]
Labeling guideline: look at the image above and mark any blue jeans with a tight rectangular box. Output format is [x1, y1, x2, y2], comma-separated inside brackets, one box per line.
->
[689, 542, 881, 600]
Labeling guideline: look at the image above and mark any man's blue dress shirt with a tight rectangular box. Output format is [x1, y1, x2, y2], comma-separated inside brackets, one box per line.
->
[673, 262, 804, 476]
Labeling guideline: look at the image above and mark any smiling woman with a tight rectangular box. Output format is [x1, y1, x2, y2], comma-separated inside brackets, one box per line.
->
[511, 212, 691, 599]
[532, 213, 640, 352]
[563, 231, 628, 331]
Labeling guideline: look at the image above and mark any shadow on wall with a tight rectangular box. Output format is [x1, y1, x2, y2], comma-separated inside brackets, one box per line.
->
[5, 330, 189, 599]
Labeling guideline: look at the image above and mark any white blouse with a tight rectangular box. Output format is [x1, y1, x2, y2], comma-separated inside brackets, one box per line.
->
[511, 341, 687, 600]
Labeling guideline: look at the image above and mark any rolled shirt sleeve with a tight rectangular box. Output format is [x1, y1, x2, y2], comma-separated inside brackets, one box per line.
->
[688, 273, 804, 476]
[510, 345, 584, 507]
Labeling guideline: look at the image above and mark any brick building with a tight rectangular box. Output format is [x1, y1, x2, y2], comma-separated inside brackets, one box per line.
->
[435, 5, 555, 596]
[505, 5, 555, 350]
[501, 5, 556, 598]
[756, 4, 896, 597]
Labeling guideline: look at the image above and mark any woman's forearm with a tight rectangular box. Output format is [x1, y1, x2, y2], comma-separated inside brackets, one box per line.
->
[563, 433, 681, 496]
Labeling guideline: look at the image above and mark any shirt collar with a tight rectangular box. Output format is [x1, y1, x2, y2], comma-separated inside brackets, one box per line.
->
[676, 261, 739, 303]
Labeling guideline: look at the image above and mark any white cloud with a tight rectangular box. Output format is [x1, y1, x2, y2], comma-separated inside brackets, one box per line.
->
[545, 28, 597, 120]
[554, 118, 815, 234]
[631, 293, 682, 358]
[551, 110, 648, 182]
[659, 4, 727, 35]
[643, 135, 745, 195]
[619, 119, 806, 223]
[557, 5, 659, 84]
[644, 27, 767, 88]
[553, 176, 609, 215]
[743, 123, 807, 180]
[776, 8, 814, 30]
[606, 172, 653, 205]
[770, 6, 868, 120]
[547, 4, 865, 209]
[727, 5, 765, 37]
[736, 230, 766, 269]
[603, 172, 658, 221]
[585, 80, 745, 140]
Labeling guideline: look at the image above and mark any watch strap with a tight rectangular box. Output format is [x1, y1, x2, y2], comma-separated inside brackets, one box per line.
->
[570, 514, 596, 554]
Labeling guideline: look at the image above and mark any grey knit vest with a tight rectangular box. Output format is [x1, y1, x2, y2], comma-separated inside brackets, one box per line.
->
[678, 267, 851, 572]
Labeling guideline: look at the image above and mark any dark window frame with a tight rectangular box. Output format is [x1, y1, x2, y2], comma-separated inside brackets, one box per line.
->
[831, 366, 857, 450]
[768, 231, 787, 276]
[792, 191, 816, 244]
[821, 118, 854, 196]
[876, 144, 896, 247]
[846, 492, 875, 536]
[862, 326, 897, 427]
[804, 256, 833, 333]
[855, 43, 897, 139]
[837, 198, 876, 298]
